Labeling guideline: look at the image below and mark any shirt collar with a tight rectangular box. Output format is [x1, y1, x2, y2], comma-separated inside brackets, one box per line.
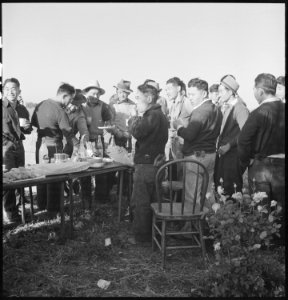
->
[260, 97, 282, 105]
[192, 98, 211, 111]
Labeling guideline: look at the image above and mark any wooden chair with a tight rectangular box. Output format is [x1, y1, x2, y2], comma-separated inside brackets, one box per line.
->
[151, 158, 209, 268]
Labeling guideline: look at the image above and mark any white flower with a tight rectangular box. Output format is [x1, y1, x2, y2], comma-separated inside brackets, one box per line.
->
[253, 192, 268, 203]
[235, 235, 240, 241]
[214, 242, 221, 251]
[257, 205, 263, 212]
[232, 192, 242, 201]
[220, 194, 227, 203]
[212, 203, 221, 213]
[250, 200, 256, 207]
[217, 186, 224, 195]
[253, 244, 261, 250]
[259, 231, 267, 240]
[270, 200, 277, 207]
[206, 192, 211, 200]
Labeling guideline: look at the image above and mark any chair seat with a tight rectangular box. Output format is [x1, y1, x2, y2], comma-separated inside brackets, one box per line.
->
[151, 202, 209, 220]
[161, 181, 183, 191]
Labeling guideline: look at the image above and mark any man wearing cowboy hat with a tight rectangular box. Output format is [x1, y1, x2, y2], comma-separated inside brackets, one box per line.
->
[81, 80, 114, 206]
[108, 79, 137, 150]
[214, 75, 249, 198]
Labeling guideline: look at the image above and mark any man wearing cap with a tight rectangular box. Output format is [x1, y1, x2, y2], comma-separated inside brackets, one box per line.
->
[214, 75, 249, 198]
[81, 80, 114, 206]
[238, 73, 285, 244]
[143, 79, 169, 117]
[128, 83, 168, 243]
[31, 83, 80, 215]
[108, 79, 136, 150]
[276, 76, 285, 103]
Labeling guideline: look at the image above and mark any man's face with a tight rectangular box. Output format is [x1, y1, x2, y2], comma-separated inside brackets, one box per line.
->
[218, 84, 232, 105]
[135, 89, 150, 114]
[3, 82, 21, 103]
[165, 83, 180, 102]
[117, 89, 129, 102]
[210, 91, 219, 104]
[86, 88, 101, 99]
[187, 86, 206, 107]
[61, 93, 74, 107]
[276, 84, 285, 100]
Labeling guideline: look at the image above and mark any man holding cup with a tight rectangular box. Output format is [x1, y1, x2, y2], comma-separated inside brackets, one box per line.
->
[2, 78, 31, 225]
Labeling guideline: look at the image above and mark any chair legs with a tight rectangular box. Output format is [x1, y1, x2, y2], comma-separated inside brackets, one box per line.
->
[161, 220, 167, 269]
[198, 219, 207, 266]
[152, 214, 156, 251]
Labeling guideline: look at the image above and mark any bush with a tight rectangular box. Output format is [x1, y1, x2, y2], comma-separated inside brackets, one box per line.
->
[196, 181, 285, 297]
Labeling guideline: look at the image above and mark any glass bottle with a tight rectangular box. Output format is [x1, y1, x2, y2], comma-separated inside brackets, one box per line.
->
[39, 137, 49, 163]
[97, 135, 103, 158]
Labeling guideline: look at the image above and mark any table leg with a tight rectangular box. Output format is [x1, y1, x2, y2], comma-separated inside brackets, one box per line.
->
[29, 186, 34, 221]
[21, 188, 26, 224]
[118, 170, 124, 222]
[68, 179, 74, 238]
[60, 182, 65, 238]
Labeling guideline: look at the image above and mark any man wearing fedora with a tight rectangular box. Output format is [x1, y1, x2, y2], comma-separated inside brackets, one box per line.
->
[214, 75, 249, 198]
[81, 80, 114, 206]
[108, 79, 136, 150]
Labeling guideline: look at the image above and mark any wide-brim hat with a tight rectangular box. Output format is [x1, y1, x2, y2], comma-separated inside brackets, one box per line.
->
[220, 75, 239, 93]
[114, 79, 133, 93]
[83, 80, 105, 95]
[145, 80, 162, 92]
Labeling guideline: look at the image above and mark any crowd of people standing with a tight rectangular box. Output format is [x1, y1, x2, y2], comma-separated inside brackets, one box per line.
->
[2, 73, 285, 245]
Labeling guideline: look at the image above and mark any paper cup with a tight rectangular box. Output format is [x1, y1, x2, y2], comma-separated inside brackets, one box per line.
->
[19, 118, 27, 127]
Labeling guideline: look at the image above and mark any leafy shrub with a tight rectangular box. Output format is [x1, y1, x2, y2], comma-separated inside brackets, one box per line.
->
[197, 180, 285, 297]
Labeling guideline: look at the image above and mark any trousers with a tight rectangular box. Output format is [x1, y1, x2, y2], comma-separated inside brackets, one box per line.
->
[130, 164, 158, 240]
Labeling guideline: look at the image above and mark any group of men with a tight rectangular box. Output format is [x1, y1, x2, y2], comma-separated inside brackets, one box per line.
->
[2, 74, 285, 246]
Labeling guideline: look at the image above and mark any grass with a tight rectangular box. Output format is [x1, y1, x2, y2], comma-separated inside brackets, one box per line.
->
[3, 190, 212, 297]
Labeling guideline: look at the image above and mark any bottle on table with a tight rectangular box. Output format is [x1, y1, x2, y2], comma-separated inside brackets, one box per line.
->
[96, 135, 104, 158]
[39, 137, 49, 163]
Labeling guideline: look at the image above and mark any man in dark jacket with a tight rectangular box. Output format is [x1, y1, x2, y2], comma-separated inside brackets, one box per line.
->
[238, 73, 285, 244]
[128, 83, 168, 243]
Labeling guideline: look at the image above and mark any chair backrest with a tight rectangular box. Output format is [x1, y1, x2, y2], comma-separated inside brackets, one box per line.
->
[155, 158, 209, 215]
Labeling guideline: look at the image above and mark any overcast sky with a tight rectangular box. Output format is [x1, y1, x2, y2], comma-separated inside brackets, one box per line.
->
[2, 2, 285, 110]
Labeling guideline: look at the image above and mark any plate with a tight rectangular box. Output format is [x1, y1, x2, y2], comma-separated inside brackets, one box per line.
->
[98, 126, 113, 130]
[103, 158, 113, 164]
[90, 162, 105, 168]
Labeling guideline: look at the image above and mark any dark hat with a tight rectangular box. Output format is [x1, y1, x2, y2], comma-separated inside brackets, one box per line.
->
[145, 80, 162, 92]
[114, 79, 133, 93]
[83, 80, 105, 95]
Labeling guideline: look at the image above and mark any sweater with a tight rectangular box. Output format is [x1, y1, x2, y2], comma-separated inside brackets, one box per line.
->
[238, 99, 285, 167]
[178, 100, 222, 155]
[128, 104, 168, 164]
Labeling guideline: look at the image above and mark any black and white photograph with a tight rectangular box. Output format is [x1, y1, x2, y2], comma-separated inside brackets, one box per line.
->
[2, 2, 285, 297]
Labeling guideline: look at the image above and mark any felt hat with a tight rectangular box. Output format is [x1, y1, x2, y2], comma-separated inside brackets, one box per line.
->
[83, 80, 105, 95]
[221, 75, 239, 93]
[145, 80, 162, 92]
[114, 79, 133, 93]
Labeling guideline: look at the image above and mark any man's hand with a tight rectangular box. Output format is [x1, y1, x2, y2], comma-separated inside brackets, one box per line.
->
[172, 118, 184, 130]
[218, 143, 231, 156]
